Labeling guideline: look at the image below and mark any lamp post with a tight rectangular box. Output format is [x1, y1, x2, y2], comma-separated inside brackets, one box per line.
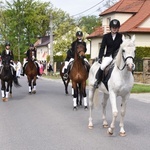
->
[49, 14, 53, 67]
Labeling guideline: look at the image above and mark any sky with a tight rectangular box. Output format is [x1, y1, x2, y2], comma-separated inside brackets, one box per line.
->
[2, 0, 119, 17]
[48, 0, 108, 17]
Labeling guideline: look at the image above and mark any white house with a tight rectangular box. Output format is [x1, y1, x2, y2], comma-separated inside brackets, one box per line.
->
[87, 0, 150, 60]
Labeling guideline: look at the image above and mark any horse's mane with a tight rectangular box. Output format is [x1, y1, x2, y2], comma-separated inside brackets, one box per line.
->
[114, 37, 135, 66]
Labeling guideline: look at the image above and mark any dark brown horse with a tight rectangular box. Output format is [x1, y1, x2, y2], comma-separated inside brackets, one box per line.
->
[60, 62, 70, 94]
[0, 58, 21, 101]
[69, 43, 89, 110]
[25, 50, 38, 94]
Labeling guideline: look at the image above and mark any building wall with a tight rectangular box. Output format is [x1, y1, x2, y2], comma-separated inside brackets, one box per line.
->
[131, 33, 150, 47]
[37, 46, 49, 61]
[90, 38, 102, 59]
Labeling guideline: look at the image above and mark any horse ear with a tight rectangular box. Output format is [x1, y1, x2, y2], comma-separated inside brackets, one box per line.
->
[131, 34, 135, 43]
[122, 34, 126, 41]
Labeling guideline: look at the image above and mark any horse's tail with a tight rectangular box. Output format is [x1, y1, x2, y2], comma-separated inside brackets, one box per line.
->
[13, 77, 21, 87]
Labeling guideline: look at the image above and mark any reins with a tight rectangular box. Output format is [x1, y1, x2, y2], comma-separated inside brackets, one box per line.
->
[117, 53, 134, 71]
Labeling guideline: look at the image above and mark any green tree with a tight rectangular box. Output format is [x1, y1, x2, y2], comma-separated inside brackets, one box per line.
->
[52, 9, 76, 55]
[0, 0, 51, 59]
[77, 15, 101, 34]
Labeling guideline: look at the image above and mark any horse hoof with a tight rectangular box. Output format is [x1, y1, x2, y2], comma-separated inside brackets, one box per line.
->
[32, 91, 36, 94]
[103, 124, 109, 128]
[73, 107, 77, 111]
[119, 132, 126, 137]
[9, 94, 12, 98]
[88, 125, 93, 129]
[107, 128, 113, 135]
[29, 92, 32, 94]
[2, 97, 8, 102]
[84, 106, 88, 110]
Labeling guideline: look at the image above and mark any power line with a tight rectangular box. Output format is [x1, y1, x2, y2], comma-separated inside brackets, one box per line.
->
[71, 0, 105, 17]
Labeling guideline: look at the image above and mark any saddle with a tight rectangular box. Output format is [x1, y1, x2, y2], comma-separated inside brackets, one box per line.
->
[102, 62, 114, 91]
[67, 60, 90, 74]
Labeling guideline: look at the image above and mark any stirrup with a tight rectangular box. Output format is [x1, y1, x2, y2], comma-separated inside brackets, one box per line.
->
[94, 80, 100, 89]
[20, 73, 24, 76]
[63, 73, 68, 80]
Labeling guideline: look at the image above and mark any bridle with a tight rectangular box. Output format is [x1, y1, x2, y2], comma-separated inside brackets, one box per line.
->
[117, 50, 134, 71]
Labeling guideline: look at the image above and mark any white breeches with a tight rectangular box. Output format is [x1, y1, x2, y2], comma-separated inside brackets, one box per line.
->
[62, 58, 74, 73]
[23, 60, 40, 68]
[100, 55, 113, 70]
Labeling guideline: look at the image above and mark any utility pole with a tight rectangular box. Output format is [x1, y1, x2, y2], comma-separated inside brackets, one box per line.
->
[49, 14, 53, 67]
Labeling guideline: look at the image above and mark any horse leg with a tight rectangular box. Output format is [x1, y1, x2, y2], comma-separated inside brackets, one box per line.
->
[71, 87, 74, 96]
[1, 80, 6, 102]
[66, 79, 70, 95]
[28, 78, 32, 94]
[82, 82, 88, 110]
[102, 93, 109, 128]
[119, 95, 128, 136]
[107, 92, 118, 135]
[88, 85, 96, 129]
[72, 82, 77, 110]
[32, 78, 36, 94]
[9, 81, 12, 98]
[78, 83, 82, 106]
[5, 82, 10, 101]
[63, 78, 68, 95]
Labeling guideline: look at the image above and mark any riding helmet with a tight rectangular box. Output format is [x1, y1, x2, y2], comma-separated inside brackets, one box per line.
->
[109, 19, 120, 28]
[76, 31, 83, 37]
[29, 43, 34, 47]
[5, 42, 10, 47]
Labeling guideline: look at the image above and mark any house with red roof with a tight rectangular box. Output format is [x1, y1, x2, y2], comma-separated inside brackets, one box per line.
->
[87, 0, 150, 59]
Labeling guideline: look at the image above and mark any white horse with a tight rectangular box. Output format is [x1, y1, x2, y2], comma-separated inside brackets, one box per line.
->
[88, 35, 136, 136]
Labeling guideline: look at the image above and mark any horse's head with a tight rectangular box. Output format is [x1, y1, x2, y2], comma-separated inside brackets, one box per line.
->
[76, 43, 86, 59]
[116, 35, 136, 71]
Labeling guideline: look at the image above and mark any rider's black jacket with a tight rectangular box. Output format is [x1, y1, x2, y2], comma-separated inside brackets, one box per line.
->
[65, 39, 87, 61]
[98, 32, 122, 60]
[1, 49, 14, 63]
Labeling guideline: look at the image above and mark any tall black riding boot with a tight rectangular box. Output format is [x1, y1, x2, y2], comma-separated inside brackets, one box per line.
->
[21, 62, 28, 76]
[63, 68, 68, 79]
[94, 68, 103, 88]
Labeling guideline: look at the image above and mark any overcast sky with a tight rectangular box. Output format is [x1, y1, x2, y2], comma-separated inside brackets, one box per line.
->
[49, 0, 106, 17]
[2, 0, 119, 17]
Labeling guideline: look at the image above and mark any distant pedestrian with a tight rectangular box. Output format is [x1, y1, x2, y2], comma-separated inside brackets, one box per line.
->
[16, 60, 22, 78]
[47, 62, 53, 75]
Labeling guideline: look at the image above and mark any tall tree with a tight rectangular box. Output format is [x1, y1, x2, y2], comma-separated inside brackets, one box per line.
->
[77, 15, 101, 34]
[1, 0, 51, 57]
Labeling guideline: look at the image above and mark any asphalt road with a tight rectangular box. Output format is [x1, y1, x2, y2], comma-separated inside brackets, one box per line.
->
[0, 76, 149, 150]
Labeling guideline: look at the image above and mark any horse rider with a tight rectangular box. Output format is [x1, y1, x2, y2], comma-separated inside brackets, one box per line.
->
[21, 44, 41, 76]
[62, 31, 89, 79]
[94, 19, 123, 88]
[1, 42, 19, 83]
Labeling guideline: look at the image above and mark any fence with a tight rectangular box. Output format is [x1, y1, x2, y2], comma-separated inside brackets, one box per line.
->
[134, 57, 150, 84]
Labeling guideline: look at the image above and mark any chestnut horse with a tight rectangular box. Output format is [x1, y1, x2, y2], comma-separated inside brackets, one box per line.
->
[69, 43, 89, 110]
[60, 62, 70, 94]
[25, 50, 38, 94]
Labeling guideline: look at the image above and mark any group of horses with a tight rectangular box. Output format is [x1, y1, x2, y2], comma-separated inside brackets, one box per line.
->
[0, 35, 136, 136]
[60, 35, 136, 136]
[0, 50, 39, 101]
